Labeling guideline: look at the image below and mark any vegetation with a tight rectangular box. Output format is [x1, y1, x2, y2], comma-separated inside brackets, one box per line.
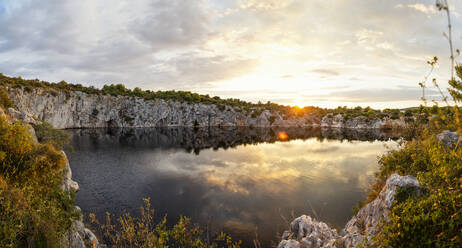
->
[0, 112, 78, 247]
[0, 105, 241, 247]
[359, 2, 462, 246]
[34, 121, 72, 151]
[89, 198, 241, 248]
[0, 87, 13, 109]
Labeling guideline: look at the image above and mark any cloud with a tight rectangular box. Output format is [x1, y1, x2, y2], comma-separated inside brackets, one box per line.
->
[304, 86, 441, 103]
[408, 4, 437, 14]
[130, 0, 213, 49]
[311, 69, 340, 76]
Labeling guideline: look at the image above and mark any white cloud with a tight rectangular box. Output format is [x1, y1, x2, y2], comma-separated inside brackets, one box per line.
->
[408, 3, 437, 14]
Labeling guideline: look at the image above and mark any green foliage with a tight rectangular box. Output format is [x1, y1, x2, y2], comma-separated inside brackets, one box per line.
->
[269, 115, 276, 124]
[448, 65, 462, 103]
[367, 130, 462, 247]
[0, 87, 13, 109]
[376, 190, 461, 247]
[90, 198, 241, 248]
[0, 115, 77, 247]
[33, 121, 71, 151]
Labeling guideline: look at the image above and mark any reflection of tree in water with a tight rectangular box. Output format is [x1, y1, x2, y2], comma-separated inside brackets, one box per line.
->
[67, 127, 401, 154]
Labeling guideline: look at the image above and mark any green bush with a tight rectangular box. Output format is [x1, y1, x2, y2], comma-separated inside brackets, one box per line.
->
[0, 87, 13, 109]
[33, 121, 71, 151]
[365, 130, 462, 247]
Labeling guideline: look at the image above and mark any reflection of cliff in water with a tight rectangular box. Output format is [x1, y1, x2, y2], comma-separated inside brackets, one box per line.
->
[67, 127, 401, 154]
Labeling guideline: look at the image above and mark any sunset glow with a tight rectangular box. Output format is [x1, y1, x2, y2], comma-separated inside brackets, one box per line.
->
[278, 131, 289, 141]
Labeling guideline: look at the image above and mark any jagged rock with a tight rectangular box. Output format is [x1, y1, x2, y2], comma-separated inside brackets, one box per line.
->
[279, 215, 339, 248]
[60, 151, 80, 192]
[63, 220, 102, 248]
[7, 107, 40, 125]
[437, 130, 460, 149]
[279, 174, 420, 248]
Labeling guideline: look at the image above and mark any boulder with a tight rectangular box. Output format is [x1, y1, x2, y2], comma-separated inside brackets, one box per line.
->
[437, 130, 460, 149]
[279, 215, 338, 248]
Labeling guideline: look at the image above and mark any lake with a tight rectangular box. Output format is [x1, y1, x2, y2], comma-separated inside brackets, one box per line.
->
[66, 127, 398, 247]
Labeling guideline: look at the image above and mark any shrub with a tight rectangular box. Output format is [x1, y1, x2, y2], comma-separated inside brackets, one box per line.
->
[0, 87, 13, 109]
[33, 121, 71, 151]
[368, 133, 462, 247]
[0, 116, 77, 247]
[90, 198, 241, 248]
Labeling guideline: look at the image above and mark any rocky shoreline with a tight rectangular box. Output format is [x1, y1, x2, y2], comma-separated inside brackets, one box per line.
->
[8, 87, 407, 130]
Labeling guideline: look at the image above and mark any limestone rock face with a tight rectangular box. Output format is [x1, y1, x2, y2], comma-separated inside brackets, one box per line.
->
[8, 87, 277, 129]
[279, 174, 420, 248]
[320, 114, 405, 130]
[60, 151, 80, 192]
[9, 87, 405, 129]
[8, 107, 40, 125]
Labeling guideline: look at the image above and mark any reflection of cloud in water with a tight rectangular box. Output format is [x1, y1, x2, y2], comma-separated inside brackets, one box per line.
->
[67, 129, 396, 247]
[154, 138, 392, 196]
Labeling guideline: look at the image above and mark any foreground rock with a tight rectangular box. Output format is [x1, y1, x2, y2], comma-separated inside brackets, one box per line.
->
[437, 130, 460, 149]
[279, 174, 420, 248]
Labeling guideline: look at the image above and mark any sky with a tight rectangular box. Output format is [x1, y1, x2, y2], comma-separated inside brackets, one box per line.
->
[1, 0, 462, 108]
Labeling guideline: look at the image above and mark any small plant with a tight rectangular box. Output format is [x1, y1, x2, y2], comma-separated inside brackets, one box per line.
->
[89, 198, 241, 248]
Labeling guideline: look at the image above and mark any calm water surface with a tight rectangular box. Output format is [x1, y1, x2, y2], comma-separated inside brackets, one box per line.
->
[66, 127, 398, 247]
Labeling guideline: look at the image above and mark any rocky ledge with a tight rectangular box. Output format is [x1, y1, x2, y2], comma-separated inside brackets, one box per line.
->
[8, 87, 406, 129]
[278, 174, 421, 248]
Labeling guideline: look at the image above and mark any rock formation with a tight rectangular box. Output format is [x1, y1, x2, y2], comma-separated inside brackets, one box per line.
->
[278, 174, 421, 248]
[437, 130, 460, 149]
[8, 87, 406, 129]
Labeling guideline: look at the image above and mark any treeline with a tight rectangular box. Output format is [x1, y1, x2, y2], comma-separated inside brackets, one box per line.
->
[1, 73, 439, 120]
[0, 73, 285, 113]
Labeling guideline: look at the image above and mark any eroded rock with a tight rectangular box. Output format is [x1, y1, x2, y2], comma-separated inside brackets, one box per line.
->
[60, 151, 80, 192]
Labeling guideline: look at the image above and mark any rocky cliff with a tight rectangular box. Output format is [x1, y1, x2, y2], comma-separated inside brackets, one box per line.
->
[8, 87, 406, 129]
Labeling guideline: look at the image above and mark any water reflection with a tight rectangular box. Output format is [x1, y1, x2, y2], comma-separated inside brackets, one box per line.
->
[66, 127, 397, 247]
